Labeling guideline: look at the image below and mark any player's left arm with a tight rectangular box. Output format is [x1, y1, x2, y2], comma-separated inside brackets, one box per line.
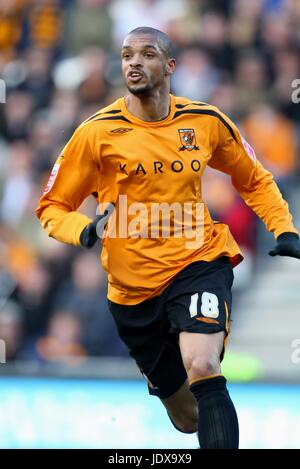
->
[208, 108, 300, 259]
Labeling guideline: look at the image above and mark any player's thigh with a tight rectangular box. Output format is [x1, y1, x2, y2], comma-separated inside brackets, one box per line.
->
[179, 330, 225, 383]
[166, 257, 233, 382]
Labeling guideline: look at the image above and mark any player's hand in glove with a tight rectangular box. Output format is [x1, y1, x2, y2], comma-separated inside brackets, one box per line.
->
[80, 204, 114, 248]
[269, 232, 300, 259]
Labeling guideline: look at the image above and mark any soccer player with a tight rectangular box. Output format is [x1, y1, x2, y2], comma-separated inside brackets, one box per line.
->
[36, 27, 300, 449]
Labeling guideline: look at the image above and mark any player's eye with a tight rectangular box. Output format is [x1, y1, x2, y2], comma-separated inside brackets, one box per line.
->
[145, 53, 154, 58]
[122, 53, 131, 59]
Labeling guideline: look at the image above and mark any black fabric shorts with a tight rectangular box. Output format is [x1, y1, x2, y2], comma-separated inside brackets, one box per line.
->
[108, 257, 234, 399]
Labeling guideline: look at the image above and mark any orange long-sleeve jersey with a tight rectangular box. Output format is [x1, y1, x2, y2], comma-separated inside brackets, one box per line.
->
[36, 95, 298, 304]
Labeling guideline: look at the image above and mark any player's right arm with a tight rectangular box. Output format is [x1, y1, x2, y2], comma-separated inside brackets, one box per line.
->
[35, 124, 100, 246]
[207, 107, 300, 258]
[208, 108, 298, 239]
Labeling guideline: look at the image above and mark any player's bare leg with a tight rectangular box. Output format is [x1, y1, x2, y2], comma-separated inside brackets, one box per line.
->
[180, 331, 224, 382]
[179, 331, 239, 449]
[160, 379, 198, 434]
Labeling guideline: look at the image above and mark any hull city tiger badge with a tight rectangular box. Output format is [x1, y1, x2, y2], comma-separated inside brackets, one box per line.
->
[178, 129, 199, 151]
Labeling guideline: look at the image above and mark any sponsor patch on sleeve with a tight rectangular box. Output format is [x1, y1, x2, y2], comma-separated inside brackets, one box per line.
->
[43, 163, 60, 194]
[241, 136, 256, 160]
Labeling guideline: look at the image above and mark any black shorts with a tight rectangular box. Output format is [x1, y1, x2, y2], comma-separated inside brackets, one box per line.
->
[108, 257, 234, 399]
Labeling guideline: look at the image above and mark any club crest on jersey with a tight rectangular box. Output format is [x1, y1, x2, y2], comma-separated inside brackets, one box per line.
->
[178, 129, 199, 151]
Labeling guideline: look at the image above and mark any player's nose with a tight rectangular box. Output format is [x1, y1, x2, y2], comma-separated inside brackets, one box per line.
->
[128, 54, 143, 68]
[129, 61, 143, 70]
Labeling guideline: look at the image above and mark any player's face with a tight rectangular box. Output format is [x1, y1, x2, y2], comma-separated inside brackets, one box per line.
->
[121, 34, 170, 96]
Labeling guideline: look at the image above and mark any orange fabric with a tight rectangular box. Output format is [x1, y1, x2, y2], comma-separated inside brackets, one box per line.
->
[36, 95, 298, 305]
[196, 317, 220, 325]
[189, 373, 223, 386]
[224, 301, 230, 335]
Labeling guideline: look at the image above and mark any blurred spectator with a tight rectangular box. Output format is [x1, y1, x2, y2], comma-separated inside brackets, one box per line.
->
[64, 0, 113, 53]
[78, 47, 109, 105]
[234, 51, 271, 116]
[260, 11, 294, 52]
[50, 251, 128, 356]
[48, 90, 78, 136]
[109, 0, 186, 48]
[52, 47, 109, 106]
[172, 47, 220, 100]
[20, 308, 87, 365]
[1, 91, 34, 141]
[198, 12, 235, 72]
[19, 48, 54, 109]
[10, 256, 53, 335]
[30, 113, 61, 177]
[228, 0, 262, 49]
[0, 140, 34, 227]
[242, 103, 297, 189]
[210, 82, 240, 118]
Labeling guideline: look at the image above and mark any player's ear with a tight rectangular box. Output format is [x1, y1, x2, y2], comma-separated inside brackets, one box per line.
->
[165, 58, 176, 76]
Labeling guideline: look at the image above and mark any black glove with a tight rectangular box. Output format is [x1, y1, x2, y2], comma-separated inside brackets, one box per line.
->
[269, 232, 300, 259]
[80, 211, 109, 248]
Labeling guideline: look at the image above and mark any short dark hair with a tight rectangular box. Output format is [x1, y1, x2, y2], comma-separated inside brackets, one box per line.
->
[127, 26, 173, 58]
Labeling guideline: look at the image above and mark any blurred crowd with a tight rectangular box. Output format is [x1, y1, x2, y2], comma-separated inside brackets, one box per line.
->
[0, 0, 299, 363]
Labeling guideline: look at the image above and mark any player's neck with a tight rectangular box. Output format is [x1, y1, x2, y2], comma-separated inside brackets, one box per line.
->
[125, 89, 170, 122]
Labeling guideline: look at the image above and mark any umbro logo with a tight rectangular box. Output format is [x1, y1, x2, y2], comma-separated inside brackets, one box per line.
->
[110, 127, 133, 134]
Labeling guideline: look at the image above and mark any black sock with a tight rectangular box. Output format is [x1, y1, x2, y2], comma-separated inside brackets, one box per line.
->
[190, 375, 239, 449]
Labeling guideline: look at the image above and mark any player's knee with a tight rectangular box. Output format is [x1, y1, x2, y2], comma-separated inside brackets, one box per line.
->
[172, 409, 198, 434]
[188, 356, 220, 380]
